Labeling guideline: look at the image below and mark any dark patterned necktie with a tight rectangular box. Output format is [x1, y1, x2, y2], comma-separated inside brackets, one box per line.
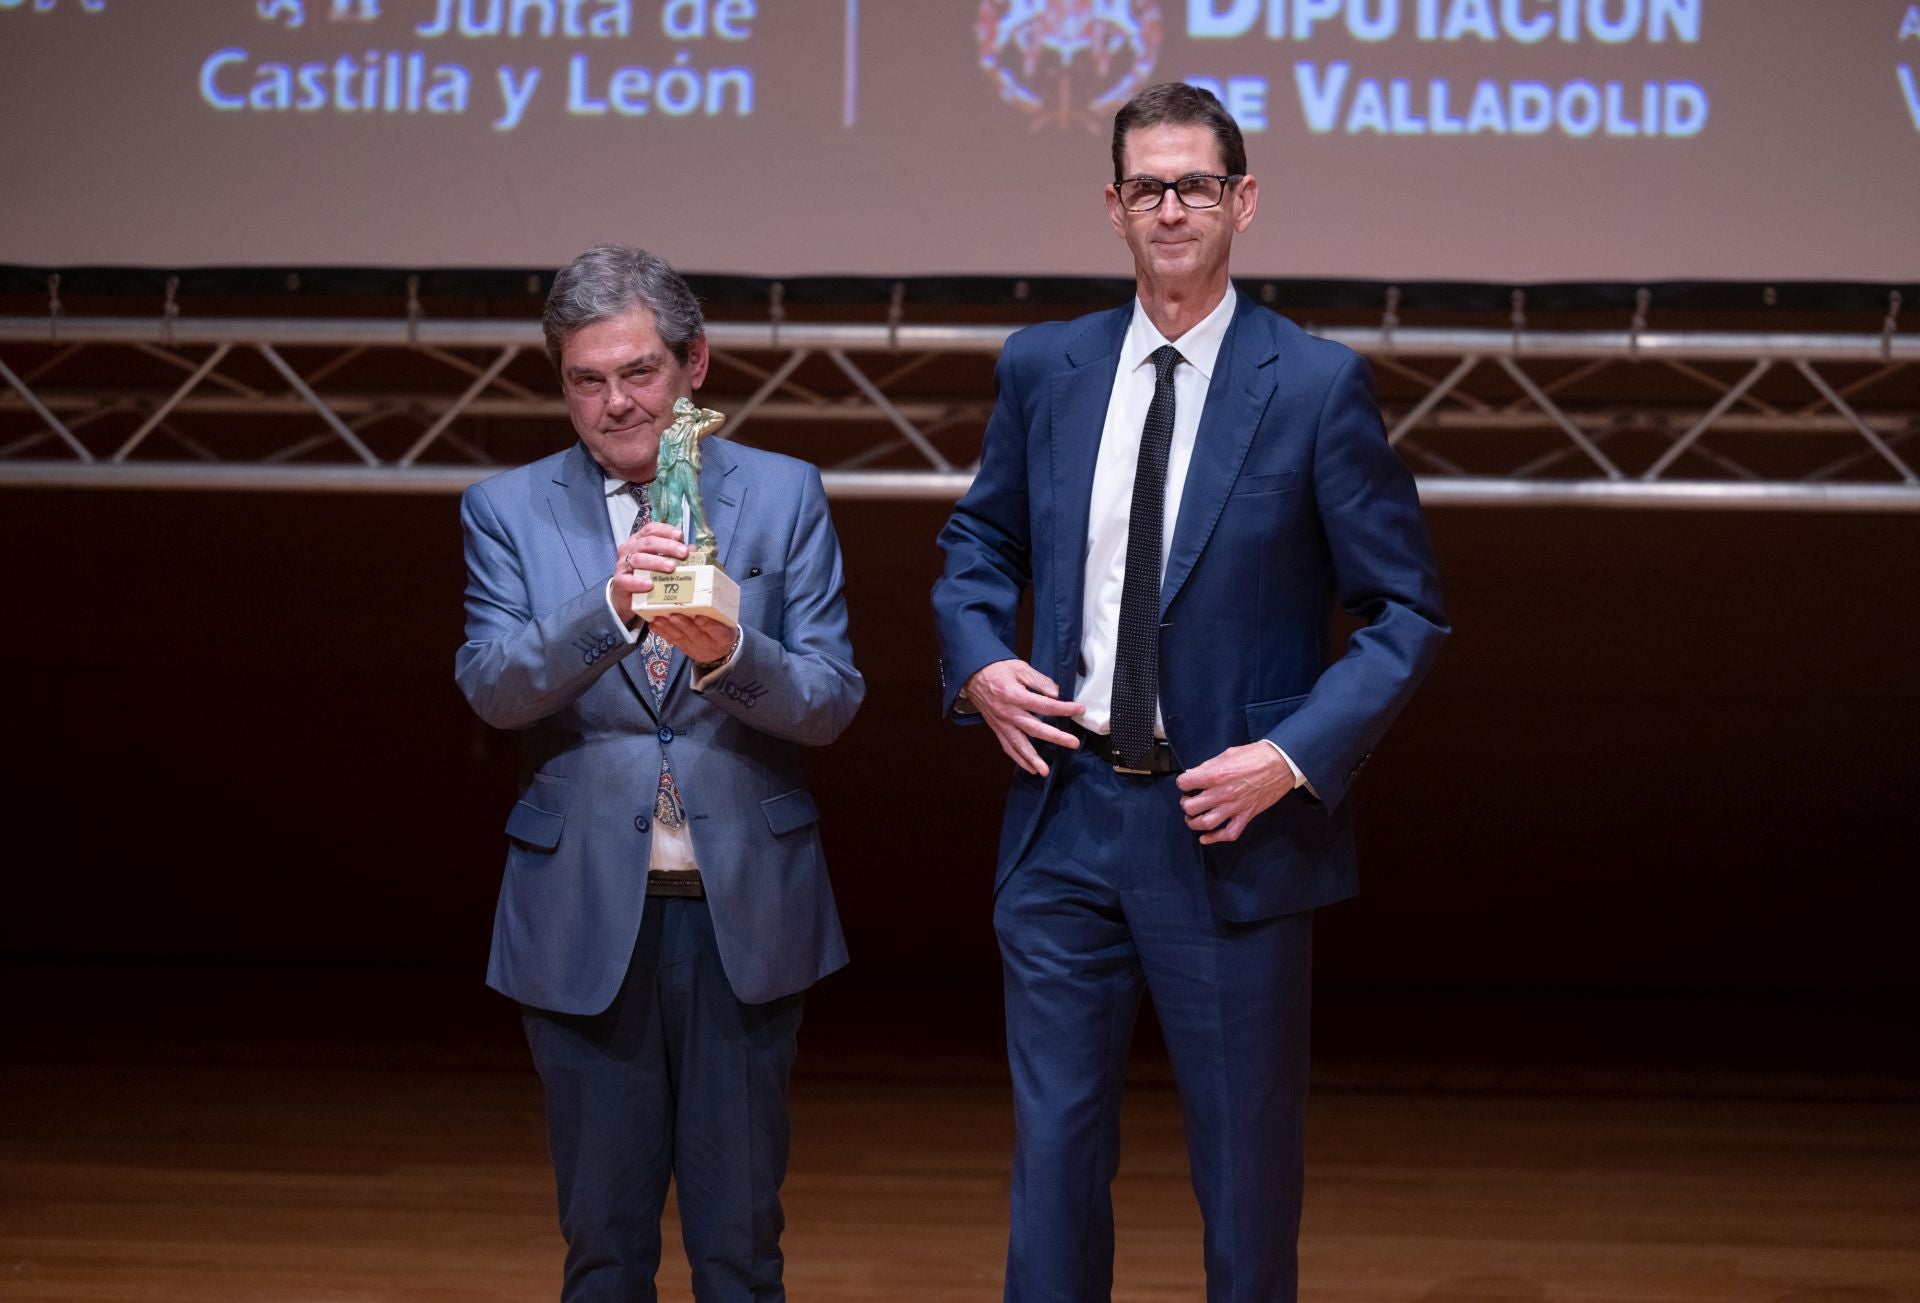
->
[1110, 345, 1182, 769]
[627, 482, 685, 830]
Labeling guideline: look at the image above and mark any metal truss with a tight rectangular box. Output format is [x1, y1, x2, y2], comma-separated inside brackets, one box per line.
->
[2, 310, 1916, 510]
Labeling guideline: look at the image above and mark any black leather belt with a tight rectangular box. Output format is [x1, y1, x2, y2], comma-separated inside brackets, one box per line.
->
[1068, 722, 1180, 775]
[646, 869, 705, 898]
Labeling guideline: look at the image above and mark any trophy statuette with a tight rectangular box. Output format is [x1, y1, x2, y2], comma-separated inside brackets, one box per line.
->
[631, 397, 741, 627]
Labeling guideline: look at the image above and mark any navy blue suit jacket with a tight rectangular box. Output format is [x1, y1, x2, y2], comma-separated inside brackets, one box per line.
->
[458, 439, 864, 1013]
[934, 296, 1447, 920]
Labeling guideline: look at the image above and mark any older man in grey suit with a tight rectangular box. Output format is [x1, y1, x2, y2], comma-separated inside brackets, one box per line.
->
[456, 244, 863, 1302]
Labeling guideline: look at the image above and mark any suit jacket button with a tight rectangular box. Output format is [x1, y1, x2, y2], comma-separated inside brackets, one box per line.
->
[634, 815, 650, 833]
[657, 726, 675, 744]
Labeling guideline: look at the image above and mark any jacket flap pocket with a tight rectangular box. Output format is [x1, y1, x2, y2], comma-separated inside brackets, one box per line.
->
[505, 801, 565, 850]
[1245, 692, 1311, 738]
[1230, 469, 1298, 496]
[761, 787, 820, 836]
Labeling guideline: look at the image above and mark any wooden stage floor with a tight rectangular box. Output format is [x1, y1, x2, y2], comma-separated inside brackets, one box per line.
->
[5, 1054, 1917, 1302]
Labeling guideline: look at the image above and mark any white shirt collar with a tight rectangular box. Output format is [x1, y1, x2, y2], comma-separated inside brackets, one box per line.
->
[1119, 285, 1237, 382]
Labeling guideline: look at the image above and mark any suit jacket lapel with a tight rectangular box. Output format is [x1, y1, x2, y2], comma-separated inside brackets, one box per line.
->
[659, 440, 743, 700]
[704, 439, 745, 572]
[547, 442, 659, 720]
[1160, 299, 1279, 616]
[1048, 308, 1130, 677]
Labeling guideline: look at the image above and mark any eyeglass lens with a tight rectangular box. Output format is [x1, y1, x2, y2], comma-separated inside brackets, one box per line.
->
[1118, 175, 1228, 212]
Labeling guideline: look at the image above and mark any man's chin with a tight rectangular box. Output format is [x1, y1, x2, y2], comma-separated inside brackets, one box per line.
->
[585, 433, 659, 480]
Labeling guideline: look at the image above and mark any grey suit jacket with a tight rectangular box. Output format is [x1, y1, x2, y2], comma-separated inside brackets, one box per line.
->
[457, 438, 864, 1012]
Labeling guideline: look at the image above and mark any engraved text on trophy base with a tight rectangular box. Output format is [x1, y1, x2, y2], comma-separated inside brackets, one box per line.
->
[632, 562, 741, 628]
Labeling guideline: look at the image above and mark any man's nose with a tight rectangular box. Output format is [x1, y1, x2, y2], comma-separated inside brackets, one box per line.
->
[605, 381, 635, 414]
[1155, 193, 1188, 224]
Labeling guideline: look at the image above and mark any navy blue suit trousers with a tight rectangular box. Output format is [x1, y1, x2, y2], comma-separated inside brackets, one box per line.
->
[523, 899, 803, 1303]
[995, 747, 1313, 1303]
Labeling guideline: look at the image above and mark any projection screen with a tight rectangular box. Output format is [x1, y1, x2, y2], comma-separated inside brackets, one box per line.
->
[2, 0, 1916, 281]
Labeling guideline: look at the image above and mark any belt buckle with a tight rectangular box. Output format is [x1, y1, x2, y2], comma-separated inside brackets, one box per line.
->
[1110, 742, 1159, 776]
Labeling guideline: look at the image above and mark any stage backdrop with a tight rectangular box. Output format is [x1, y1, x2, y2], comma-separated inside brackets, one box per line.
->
[3, 0, 1917, 281]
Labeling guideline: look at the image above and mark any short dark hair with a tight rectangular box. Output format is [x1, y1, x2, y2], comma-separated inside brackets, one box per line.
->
[542, 243, 704, 372]
[1111, 81, 1247, 183]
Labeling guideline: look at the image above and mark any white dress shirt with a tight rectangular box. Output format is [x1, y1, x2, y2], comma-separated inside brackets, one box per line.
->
[1074, 288, 1234, 733]
[1071, 290, 1305, 788]
[600, 475, 741, 873]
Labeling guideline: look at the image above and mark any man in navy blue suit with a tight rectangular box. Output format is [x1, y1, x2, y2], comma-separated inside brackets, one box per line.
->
[932, 84, 1448, 1302]
[457, 244, 863, 1301]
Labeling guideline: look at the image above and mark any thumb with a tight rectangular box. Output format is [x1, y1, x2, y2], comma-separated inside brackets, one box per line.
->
[1176, 760, 1214, 791]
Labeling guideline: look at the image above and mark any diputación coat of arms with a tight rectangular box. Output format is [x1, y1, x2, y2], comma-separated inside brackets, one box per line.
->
[976, 0, 1164, 131]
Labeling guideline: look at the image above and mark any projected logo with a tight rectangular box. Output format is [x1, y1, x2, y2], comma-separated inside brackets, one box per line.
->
[976, 0, 1163, 132]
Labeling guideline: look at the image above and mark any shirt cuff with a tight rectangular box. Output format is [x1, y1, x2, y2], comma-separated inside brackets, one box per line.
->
[690, 625, 746, 692]
[1259, 739, 1316, 797]
[604, 579, 646, 643]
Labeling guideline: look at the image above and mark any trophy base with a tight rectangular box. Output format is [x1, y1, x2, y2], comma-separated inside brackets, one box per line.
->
[631, 563, 740, 628]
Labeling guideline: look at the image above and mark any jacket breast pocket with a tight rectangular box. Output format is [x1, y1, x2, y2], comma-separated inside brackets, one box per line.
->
[1230, 469, 1298, 497]
[739, 568, 787, 637]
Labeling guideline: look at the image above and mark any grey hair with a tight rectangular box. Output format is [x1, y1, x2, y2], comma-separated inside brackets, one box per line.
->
[542, 243, 705, 371]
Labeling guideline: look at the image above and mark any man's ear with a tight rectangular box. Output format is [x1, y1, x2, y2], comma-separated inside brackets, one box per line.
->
[1105, 183, 1128, 241]
[687, 333, 711, 390]
[1232, 174, 1259, 235]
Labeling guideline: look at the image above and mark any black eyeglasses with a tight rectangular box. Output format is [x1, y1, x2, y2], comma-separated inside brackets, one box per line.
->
[1113, 173, 1243, 213]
